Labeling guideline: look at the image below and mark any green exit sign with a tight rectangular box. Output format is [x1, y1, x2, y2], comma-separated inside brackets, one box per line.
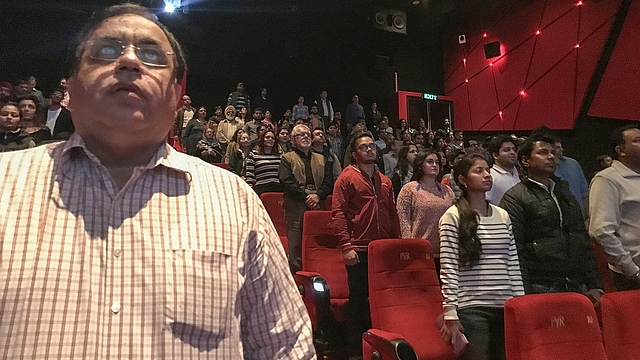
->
[423, 93, 438, 100]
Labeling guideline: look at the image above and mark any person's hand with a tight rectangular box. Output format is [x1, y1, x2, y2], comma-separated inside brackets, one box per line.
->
[305, 194, 320, 209]
[440, 319, 465, 345]
[343, 249, 359, 266]
[586, 289, 603, 308]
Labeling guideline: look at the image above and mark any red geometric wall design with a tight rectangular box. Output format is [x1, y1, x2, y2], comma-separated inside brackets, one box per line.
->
[443, 0, 621, 131]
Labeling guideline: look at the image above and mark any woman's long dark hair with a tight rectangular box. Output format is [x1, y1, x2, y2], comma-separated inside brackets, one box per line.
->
[255, 130, 279, 155]
[394, 144, 417, 179]
[452, 154, 486, 267]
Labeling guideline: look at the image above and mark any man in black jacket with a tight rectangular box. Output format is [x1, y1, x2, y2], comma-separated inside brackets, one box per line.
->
[45, 88, 75, 140]
[500, 133, 603, 306]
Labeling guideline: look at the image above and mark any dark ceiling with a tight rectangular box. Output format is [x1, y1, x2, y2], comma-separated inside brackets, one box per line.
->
[2, 0, 501, 112]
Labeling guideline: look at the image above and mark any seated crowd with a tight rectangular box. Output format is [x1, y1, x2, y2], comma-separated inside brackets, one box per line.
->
[3, 76, 639, 359]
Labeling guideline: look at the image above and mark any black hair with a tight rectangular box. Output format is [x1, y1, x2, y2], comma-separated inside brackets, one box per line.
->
[452, 154, 488, 267]
[253, 107, 264, 113]
[611, 124, 640, 160]
[488, 134, 515, 157]
[70, 3, 187, 82]
[411, 150, 442, 181]
[517, 133, 556, 171]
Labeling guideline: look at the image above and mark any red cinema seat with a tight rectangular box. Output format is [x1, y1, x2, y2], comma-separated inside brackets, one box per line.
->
[325, 194, 333, 210]
[601, 289, 640, 360]
[365, 238, 455, 360]
[504, 292, 607, 360]
[259, 192, 288, 252]
[298, 210, 349, 323]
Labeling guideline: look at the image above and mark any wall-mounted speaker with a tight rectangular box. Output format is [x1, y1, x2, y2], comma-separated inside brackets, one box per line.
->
[373, 9, 407, 35]
[484, 41, 501, 59]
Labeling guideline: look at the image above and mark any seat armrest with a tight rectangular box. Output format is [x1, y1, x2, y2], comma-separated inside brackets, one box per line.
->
[362, 329, 418, 360]
[294, 271, 331, 331]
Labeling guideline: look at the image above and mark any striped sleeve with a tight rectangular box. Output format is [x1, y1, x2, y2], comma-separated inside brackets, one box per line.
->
[438, 206, 461, 320]
[506, 218, 525, 295]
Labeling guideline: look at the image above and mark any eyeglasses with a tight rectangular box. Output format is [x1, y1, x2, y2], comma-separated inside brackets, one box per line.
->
[85, 38, 175, 67]
[357, 143, 377, 151]
[294, 132, 311, 138]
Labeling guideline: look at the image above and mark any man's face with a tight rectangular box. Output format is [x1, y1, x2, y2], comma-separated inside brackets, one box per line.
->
[297, 96, 304, 104]
[312, 129, 325, 147]
[353, 136, 377, 164]
[352, 95, 359, 104]
[454, 131, 463, 141]
[50, 90, 64, 104]
[379, 119, 388, 129]
[0, 105, 21, 132]
[414, 134, 424, 144]
[320, 91, 327, 100]
[204, 128, 215, 139]
[310, 105, 318, 114]
[237, 83, 244, 92]
[284, 109, 292, 118]
[494, 141, 517, 168]
[553, 142, 565, 161]
[334, 111, 342, 120]
[253, 109, 264, 121]
[618, 128, 640, 164]
[0, 86, 12, 99]
[371, 102, 377, 110]
[59, 78, 68, 89]
[261, 88, 267, 96]
[327, 124, 337, 136]
[292, 126, 312, 152]
[28, 78, 37, 88]
[67, 14, 181, 145]
[16, 83, 30, 96]
[182, 96, 191, 107]
[522, 141, 557, 176]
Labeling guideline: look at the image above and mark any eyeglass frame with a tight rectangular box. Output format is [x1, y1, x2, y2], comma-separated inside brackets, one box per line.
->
[84, 38, 176, 68]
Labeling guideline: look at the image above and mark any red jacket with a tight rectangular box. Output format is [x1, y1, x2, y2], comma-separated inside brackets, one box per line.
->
[332, 165, 400, 252]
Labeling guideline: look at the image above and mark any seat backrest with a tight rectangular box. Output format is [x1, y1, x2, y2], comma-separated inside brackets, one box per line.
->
[210, 162, 229, 170]
[259, 192, 287, 237]
[368, 238, 455, 360]
[601, 289, 640, 360]
[301, 210, 349, 300]
[325, 194, 333, 210]
[504, 292, 607, 360]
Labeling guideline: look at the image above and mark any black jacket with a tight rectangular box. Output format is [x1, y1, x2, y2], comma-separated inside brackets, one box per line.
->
[500, 176, 602, 292]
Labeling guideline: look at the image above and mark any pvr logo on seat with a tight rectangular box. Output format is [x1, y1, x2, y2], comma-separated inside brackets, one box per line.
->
[400, 252, 410, 260]
[551, 316, 565, 328]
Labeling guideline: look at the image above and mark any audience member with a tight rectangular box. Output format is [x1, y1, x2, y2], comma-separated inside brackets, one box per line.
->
[253, 87, 270, 112]
[594, 154, 613, 174]
[315, 90, 334, 123]
[18, 95, 51, 144]
[397, 150, 455, 273]
[277, 127, 293, 154]
[366, 101, 382, 136]
[173, 94, 194, 139]
[311, 127, 342, 181]
[292, 96, 309, 121]
[0, 81, 15, 105]
[229, 131, 252, 178]
[441, 148, 466, 199]
[26, 75, 46, 105]
[589, 125, 640, 291]
[59, 77, 70, 107]
[195, 126, 223, 163]
[244, 107, 264, 143]
[500, 134, 603, 304]
[554, 139, 589, 215]
[0, 5, 314, 357]
[227, 81, 250, 113]
[279, 124, 333, 273]
[262, 109, 277, 133]
[439, 154, 524, 360]
[216, 105, 243, 152]
[246, 129, 282, 195]
[46, 88, 75, 140]
[181, 105, 208, 156]
[325, 121, 344, 163]
[223, 128, 244, 163]
[1, 103, 36, 151]
[208, 105, 224, 123]
[485, 135, 520, 205]
[391, 143, 418, 198]
[332, 132, 399, 357]
[446, 129, 465, 155]
[395, 118, 408, 140]
[344, 94, 364, 132]
[383, 139, 402, 178]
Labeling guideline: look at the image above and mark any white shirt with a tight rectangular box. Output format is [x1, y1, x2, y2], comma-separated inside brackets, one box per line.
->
[486, 164, 520, 205]
[46, 107, 63, 135]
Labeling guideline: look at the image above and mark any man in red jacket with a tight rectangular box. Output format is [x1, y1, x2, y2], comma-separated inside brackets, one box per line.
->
[332, 131, 400, 357]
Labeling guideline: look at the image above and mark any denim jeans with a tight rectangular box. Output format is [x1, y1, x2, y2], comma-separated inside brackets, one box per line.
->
[457, 307, 505, 360]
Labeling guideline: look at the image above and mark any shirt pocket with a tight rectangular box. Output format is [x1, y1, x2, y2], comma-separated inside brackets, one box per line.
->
[165, 249, 235, 350]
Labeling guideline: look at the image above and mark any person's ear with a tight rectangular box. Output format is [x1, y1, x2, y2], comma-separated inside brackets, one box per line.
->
[457, 174, 466, 187]
[521, 155, 530, 168]
[615, 144, 624, 158]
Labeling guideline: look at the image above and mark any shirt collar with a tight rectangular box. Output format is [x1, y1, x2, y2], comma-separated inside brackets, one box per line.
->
[492, 163, 518, 176]
[527, 176, 556, 193]
[611, 160, 640, 177]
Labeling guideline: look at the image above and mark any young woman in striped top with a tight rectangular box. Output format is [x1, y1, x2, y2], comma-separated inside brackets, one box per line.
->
[438, 154, 524, 360]
[245, 129, 282, 195]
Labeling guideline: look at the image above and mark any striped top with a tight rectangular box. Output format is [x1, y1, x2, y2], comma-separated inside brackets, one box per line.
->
[0, 134, 315, 359]
[439, 204, 524, 320]
[245, 152, 282, 192]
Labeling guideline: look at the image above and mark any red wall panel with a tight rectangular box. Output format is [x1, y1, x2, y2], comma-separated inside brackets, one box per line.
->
[444, 0, 620, 131]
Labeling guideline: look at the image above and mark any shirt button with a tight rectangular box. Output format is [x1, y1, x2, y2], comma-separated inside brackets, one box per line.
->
[111, 302, 121, 314]
[114, 249, 122, 257]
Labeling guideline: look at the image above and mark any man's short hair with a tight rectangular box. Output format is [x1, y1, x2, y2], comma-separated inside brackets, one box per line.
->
[517, 133, 556, 169]
[70, 3, 187, 82]
[253, 107, 263, 113]
[489, 134, 515, 156]
[350, 131, 374, 154]
[611, 124, 640, 159]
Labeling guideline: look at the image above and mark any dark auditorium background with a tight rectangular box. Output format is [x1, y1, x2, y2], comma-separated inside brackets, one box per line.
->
[3, 0, 639, 176]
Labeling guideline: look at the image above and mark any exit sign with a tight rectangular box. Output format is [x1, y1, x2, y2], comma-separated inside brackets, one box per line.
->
[423, 93, 438, 100]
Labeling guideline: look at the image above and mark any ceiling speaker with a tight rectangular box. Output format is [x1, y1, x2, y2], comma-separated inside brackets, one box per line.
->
[484, 41, 501, 59]
[373, 9, 407, 35]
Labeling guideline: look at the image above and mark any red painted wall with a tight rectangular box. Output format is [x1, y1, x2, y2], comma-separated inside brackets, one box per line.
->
[443, 0, 621, 131]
